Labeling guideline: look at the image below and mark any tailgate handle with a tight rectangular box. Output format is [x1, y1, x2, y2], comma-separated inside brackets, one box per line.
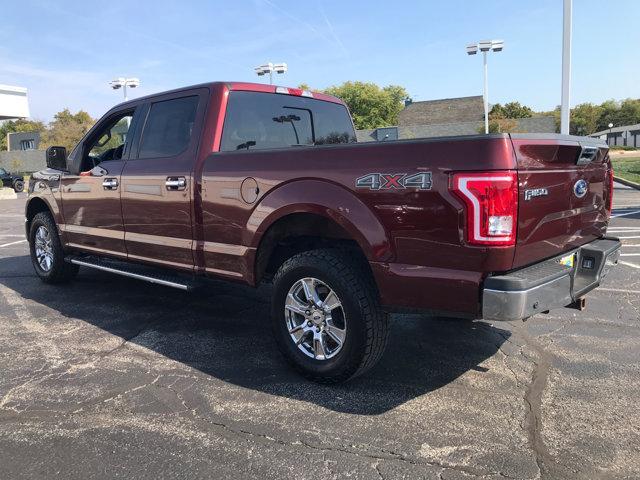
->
[576, 145, 598, 165]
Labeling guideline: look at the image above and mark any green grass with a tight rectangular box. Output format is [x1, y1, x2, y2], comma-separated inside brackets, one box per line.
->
[612, 156, 640, 185]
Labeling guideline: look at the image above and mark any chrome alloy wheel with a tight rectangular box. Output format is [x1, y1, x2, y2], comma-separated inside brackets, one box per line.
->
[284, 277, 347, 360]
[34, 225, 54, 272]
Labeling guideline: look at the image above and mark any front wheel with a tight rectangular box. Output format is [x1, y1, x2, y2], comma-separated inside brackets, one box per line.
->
[13, 179, 24, 193]
[271, 249, 389, 383]
[29, 212, 78, 283]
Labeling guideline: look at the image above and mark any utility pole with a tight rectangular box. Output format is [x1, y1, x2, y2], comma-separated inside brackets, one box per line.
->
[560, 0, 572, 134]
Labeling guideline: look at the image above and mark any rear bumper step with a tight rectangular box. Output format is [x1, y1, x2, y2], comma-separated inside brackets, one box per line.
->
[482, 237, 621, 321]
[66, 255, 199, 291]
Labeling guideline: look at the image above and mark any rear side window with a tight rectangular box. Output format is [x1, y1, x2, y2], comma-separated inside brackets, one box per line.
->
[220, 91, 355, 152]
[139, 96, 198, 158]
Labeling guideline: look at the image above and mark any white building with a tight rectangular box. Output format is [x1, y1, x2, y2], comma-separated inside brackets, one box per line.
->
[0, 84, 30, 120]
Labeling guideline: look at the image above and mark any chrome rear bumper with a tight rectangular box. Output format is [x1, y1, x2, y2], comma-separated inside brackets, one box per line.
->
[482, 237, 621, 321]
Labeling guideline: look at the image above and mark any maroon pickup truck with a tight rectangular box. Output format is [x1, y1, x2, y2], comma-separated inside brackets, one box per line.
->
[26, 82, 621, 382]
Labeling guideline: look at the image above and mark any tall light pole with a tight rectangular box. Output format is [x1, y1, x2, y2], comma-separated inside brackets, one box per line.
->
[254, 63, 287, 84]
[466, 40, 504, 134]
[109, 77, 140, 102]
[560, 0, 572, 135]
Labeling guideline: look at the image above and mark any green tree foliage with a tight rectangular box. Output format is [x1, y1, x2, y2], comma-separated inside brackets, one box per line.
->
[496, 98, 640, 135]
[41, 109, 95, 152]
[489, 101, 534, 119]
[323, 81, 409, 129]
[0, 119, 46, 150]
[481, 118, 521, 134]
[593, 99, 640, 133]
[569, 103, 601, 136]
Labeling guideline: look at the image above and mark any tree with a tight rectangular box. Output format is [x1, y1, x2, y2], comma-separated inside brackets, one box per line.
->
[569, 103, 602, 135]
[41, 109, 95, 152]
[0, 119, 46, 150]
[481, 118, 521, 134]
[323, 81, 409, 129]
[489, 101, 533, 119]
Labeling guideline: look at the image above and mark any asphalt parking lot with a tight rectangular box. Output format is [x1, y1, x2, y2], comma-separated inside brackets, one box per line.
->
[0, 185, 639, 480]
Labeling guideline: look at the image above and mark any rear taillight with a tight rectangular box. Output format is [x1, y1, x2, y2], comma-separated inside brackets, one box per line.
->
[451, 171, 518, 246]
[607, 165, 614, 213]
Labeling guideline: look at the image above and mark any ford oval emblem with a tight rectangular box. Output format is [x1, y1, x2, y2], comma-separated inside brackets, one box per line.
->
[574, 179, 588, 198]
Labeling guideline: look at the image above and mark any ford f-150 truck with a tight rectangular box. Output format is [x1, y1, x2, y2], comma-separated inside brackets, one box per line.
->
[26, 81, 621, 383]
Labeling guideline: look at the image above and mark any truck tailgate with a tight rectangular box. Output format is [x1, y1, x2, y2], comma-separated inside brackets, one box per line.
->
[510, 135, 612, 268]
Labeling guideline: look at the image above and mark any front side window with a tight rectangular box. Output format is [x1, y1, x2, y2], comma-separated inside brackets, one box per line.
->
[138, 96, 198, 158]
[220, 91, 356, 152]
[85, 112, 133, 169]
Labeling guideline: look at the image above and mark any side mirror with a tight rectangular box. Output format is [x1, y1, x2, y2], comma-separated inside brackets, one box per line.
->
[46, 146, 67, 170]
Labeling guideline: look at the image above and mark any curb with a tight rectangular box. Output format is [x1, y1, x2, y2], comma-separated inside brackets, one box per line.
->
[614, 177, 640, 191]
[0, 188, 18, 200]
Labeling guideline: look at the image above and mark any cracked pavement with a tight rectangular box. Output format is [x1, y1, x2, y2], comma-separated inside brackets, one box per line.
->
[0, 185, 639, 479]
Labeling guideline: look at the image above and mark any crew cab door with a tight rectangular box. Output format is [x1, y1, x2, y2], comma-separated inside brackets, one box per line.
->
[59, 108, 138, 257]
[120, 89, 207, 271]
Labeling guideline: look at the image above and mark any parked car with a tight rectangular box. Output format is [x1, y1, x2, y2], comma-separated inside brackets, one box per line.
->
[25, 82, 621, 382]
[0, 167, 24, 192]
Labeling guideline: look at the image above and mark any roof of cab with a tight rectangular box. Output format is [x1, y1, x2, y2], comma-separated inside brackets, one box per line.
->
[111, 81, 346, 109]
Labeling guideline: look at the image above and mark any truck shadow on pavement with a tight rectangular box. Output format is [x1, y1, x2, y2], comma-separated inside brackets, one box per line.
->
[0, 255, 510, 415]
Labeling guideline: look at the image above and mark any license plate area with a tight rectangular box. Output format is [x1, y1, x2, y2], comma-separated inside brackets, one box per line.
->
[558, 253, 576, 268]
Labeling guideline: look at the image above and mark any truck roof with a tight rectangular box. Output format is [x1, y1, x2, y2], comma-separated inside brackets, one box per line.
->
[113, 81, 346, 109]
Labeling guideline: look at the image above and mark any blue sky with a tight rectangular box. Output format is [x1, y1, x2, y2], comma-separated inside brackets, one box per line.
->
[2, 0, 639, 121]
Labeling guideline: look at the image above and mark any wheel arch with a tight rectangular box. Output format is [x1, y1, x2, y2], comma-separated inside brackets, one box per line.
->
[25, 196, 55, 239]
[248, 180, 392, 284]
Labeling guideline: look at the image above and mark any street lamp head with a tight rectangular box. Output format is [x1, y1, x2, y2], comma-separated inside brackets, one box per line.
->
[255, 63, 274, 75]
[126, 78, 140, 88]
[608, 123, 614, 128]
[273, 62, 288, 74]
[466, 44, 478, 55]
[478, 40, 493, 52]
[477, 40, 504, 53]
[109, 77, 125, 90]
[491, 40, 504, 52]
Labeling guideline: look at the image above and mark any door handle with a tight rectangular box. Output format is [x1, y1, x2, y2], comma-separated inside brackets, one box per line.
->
[166, 176, 187, 191]
[102, 178, 118, 190]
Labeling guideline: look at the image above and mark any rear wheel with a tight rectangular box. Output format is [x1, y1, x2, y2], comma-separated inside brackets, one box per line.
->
[13, 179, 24, 193]
[29, 212, 78, 283]
[271, 249, 389, 383]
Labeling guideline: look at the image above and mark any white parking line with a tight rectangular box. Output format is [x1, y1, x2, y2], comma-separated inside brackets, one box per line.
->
[0, 239, 27, 248]
[619, 260, 640, 269]
[597, 287, 640, 294]
[621, 253, 640, 257]
[611, 210, 640, 218]
[619, 236, 640, 239]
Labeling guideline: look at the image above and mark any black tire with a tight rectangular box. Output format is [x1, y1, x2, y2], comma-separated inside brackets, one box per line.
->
[13, 179, 24, 193]
[271, 249, 389, 383]
[29, 212, 79, 284]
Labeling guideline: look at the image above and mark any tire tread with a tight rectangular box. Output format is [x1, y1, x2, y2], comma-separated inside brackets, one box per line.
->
[272, 248, 389, 383]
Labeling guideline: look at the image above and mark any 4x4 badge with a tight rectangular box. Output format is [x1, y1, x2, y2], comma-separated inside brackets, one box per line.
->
[355, 172, 432, 190]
